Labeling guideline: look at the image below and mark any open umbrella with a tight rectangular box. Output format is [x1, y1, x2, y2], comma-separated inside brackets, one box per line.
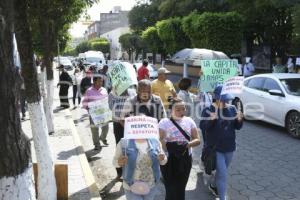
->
[172, 48, 228, 66]
[171, 48, 228, 77]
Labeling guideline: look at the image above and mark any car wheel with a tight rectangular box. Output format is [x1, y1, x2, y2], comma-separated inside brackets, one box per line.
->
[232, 98, 243, 113]
[286, 111, 300, 138]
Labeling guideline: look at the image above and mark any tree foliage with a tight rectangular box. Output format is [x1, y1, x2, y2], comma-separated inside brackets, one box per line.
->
[156, 17, 190, 54]
[119, 33, 144, 60]
[142, 26, 165, 55]
[128, 0, 163, 33]
[226, 0, 298, 57]
[182, 12, 244, 55]
[158, 0, 229, 19]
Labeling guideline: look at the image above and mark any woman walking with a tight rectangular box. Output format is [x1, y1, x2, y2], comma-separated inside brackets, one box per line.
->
[72, 68, 82, 107]
[113, 138, 167, 199]
[159, 98, 200, 200]
[200, 85, 243, 200]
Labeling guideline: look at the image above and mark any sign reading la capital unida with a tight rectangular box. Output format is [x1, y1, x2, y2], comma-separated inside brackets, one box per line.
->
[124, 116, 159, 139]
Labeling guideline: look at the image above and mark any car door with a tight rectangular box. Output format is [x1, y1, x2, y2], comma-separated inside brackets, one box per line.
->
[242, 77, 266, 119]
[261, 78, 285, 126]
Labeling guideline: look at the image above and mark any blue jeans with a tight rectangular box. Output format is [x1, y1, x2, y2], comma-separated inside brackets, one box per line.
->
[215, 151, 233, 200]
[125, 186, 157, 200]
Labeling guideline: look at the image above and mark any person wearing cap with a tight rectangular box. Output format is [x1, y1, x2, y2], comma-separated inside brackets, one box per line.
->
[200, 85, 243, 200]
[151, 67, 176, 110]
[137, 59, 150, 81]
[243, 57, 255, 77]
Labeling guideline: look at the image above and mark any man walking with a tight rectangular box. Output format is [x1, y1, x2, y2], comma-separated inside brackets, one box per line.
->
[151, 67, 176, 111]
[137, 59, 150, 81]
[82, 76, 109, 150]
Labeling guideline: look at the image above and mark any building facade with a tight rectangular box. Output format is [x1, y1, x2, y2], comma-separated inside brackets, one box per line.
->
[101, 27, 131, 60]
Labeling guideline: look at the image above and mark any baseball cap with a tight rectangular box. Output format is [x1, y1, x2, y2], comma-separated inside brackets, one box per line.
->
[213, 85, 234, 102]
[158, 67, 171, 74]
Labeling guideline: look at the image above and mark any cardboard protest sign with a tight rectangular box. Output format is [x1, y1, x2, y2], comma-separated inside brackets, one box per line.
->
[124, 116, 159, 139]
[108, 62, 137, 96]
[88, 97, 112, 127]
[296, 57, 300, 66]
[198, 59, 238, 92]
[221, 76, 244, 95]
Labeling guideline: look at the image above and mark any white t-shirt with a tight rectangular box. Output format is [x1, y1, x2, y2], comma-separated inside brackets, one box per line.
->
[159, 117, 197, 154]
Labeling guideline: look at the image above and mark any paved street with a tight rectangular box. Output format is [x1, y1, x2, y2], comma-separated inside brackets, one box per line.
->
[70, 104, 300, 200]
[59, 72, 300, 200]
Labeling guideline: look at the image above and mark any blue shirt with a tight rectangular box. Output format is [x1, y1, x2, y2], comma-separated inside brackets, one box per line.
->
[200, 105, 243, 153]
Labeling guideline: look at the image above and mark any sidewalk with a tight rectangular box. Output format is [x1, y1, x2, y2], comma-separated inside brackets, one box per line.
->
[22, 100, 101, 200]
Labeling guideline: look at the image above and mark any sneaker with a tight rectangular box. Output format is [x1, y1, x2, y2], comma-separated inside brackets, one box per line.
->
[209, 184, 218, 197]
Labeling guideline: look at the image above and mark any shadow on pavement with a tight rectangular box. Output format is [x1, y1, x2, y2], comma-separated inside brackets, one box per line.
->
[99, 178, 124, 200]
[243, 119, 287, 135]
[85, 148, 102, 162]
[73, 114, 89, 125]
[68, 187, 93, 200]
[57, 146, 81, 160]
[54, 106, 67, 113]
[186, 172, 215, 200]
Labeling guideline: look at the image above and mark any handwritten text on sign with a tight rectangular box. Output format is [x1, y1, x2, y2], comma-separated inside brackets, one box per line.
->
[221, 76, 244, 95]
[88, 97, 112, 127]
[124, 116, 159, 139]
[198, 59, 238, 92]
[109, 63, 134, 96]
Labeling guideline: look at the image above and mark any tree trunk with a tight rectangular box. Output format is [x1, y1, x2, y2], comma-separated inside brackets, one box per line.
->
[0, 0, 35, 199]
[13, 0, 57, 199]
[40, 14, 55, 134]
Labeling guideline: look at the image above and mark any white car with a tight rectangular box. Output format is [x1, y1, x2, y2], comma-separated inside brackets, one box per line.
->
[232, 73, 300, 137]
[58, 57, 74, 75]
[134, 63, 158, 79]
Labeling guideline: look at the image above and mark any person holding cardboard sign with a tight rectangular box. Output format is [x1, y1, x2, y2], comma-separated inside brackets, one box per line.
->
[82, 76, 110, 150]
[113, 138, 167, 199]
[159, 98, 201, 200]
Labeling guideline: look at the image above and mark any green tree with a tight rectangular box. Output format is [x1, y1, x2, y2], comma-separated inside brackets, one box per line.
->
[158, 0, 229, 19]
[128, 0, 163, 33]
[227, 0, 298, 58]
[119, 33, 144, 61]
[182, 12, 244, 55]
[76, 41, 92, 53]
[0, 1, 35, 198]
[142, 26, 166, 60]
[156, 17, 191, 54]
[90, 38, 110, 53]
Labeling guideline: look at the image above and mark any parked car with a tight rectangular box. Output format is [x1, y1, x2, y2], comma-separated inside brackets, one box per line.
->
[232, 73, 300, 137]
[134, 63, 158, 79]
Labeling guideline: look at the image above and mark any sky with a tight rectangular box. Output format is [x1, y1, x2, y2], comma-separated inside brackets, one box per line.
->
[69, 0, 137, 38]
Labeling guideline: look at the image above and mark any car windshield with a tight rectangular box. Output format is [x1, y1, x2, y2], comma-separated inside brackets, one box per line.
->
[280, 78, 300, 96]
[86, 57, 102, 63]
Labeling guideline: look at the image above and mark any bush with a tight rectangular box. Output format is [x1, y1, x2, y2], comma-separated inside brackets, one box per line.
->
[182, 12, 244, 55]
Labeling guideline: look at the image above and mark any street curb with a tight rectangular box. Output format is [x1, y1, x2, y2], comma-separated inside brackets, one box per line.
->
[63, 109, 102, 200]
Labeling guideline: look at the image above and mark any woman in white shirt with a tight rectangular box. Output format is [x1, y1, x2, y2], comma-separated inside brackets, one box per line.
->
[159, 98, 201, 200]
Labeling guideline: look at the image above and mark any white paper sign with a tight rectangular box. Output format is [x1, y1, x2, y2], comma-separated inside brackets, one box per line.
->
[88, 97, 112, 127]
[124, 116, 159, 139]
[221, 76, 244, 95]
[296, 57, 300, 65]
